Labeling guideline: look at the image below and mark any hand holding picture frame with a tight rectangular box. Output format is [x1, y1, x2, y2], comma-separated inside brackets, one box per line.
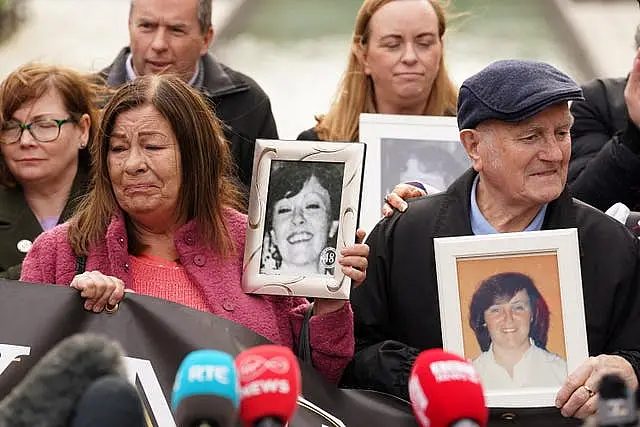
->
[434, 229, 589, 408]
[242, 139, 366, 300]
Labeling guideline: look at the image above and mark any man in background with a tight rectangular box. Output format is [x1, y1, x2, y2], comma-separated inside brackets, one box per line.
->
[100, 0, 278, 191]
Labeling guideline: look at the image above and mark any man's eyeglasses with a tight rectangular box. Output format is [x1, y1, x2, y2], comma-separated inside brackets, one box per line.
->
[0, 118, 76, 145]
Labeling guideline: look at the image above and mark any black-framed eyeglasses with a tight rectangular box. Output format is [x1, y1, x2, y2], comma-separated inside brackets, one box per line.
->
[0, 117, 76, 145]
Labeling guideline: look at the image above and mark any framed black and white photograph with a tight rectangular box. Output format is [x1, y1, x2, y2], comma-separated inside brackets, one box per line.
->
[434, 229, 589, 408]
[359, 113, 470, 233]
[242, 139, 365, 299]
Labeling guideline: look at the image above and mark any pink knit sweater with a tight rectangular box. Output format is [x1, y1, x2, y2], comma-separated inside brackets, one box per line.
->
[20, 208, 354, 383]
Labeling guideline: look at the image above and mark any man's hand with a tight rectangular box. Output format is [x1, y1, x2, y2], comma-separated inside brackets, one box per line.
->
[555, 355, 638, 419]
[381, 183, 427, 217]
[624, 48, 640, 127]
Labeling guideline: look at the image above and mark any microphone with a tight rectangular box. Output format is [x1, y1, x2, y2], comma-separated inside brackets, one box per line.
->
[171, 349, 239, 427]
[235, 345, 301, 427]
[409, 349, 488, 427]
[596, 374, 638, 427]
[70, 375, 145, 427]
[0, 333, 127, 427]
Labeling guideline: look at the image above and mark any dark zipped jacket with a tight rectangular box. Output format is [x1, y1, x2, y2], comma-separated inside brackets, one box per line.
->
[0, 168, 89, 280]
[568, 76, 640, 211]
[344, 169, 640, 425]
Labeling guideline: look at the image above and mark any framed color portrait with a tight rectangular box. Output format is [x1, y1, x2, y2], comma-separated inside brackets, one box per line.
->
[358, 113, 470, 233]
[242, 139, 365, 300]
[434, 229, 588, 408]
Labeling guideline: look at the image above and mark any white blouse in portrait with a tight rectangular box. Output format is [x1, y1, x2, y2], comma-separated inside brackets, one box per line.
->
[472, 338, 567, 390]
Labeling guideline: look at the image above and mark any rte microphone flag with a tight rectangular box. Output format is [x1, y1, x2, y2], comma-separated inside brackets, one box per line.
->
[409, 348, 488, 427]
[171, 349, 239, 427]
[235, 345, 301, 427]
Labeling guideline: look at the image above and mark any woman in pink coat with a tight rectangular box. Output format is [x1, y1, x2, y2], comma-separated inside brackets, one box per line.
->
[20, 75, 368, 384]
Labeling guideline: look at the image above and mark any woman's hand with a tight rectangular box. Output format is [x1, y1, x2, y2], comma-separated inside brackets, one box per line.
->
[381, 183, 427, 217]
[314, 229, 369, 316]
[555, 355, 638, 419]
[70, 271, 125, 313]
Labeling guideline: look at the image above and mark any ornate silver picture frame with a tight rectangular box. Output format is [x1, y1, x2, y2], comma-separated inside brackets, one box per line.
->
[242, 139, 366, 299]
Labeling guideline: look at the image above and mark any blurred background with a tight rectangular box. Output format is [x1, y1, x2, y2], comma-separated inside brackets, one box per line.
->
[0, 0, 637, 139]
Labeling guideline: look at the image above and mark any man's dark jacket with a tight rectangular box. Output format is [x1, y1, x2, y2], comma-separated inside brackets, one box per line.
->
[0, 169, 89, 280]
[99, 48, 278, 191]
[569, 77, 640, 211]
[344, 168, 640, 426]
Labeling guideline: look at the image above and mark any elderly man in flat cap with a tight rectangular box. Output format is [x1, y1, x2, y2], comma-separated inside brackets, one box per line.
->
[344, 60, 640, 423]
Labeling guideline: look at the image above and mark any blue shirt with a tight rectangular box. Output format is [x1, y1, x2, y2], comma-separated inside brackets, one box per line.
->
[470, 175, 547, 235]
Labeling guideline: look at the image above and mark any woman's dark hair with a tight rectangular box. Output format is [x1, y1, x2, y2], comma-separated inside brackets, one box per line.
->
[469, 272, 550, 352]
[68, 74, 242, 256]
[265, 160, 343, 235]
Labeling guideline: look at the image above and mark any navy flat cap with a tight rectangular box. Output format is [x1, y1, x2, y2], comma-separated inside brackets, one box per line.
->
[457, 59, 584, 130]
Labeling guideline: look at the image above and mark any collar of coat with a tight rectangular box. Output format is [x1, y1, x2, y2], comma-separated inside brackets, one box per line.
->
[0, 167, 90, 225]
[102, 47, 250, 98]
[433, 168, 584, 256]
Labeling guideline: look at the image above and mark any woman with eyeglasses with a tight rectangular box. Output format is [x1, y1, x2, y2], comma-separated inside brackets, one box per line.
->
[0, 64, 99, 279]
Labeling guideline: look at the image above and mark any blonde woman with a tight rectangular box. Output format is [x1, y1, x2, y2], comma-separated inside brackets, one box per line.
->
[298, 0, 457, 142]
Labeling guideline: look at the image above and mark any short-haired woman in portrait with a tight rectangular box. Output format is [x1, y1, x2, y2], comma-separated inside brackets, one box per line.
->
[261, 161, 343, 276]
[469, 272, 567, 389]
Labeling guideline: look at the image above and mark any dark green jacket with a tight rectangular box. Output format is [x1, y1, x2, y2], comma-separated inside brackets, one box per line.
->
[0, 170, 89, 280]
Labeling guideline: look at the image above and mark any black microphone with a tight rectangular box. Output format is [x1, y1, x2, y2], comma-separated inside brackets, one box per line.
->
[597, 374, 638, 427]
[0, 333, 127, 427]
[69, 375, 145, 427]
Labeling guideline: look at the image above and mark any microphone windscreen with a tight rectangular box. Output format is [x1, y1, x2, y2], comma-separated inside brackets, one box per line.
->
[70, 376, 145, 427]
[171, 349, 239, 427]
[0, 333, 127, 427]
[409, 349, 488, 427]
[597, 374, 638, 426]
[235, 345, 301, 426]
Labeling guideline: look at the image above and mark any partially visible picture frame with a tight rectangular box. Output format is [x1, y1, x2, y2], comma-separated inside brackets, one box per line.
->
[242, 139, 365, 300]
[434, 229, 588, 408]
[358, 113, 469, 233]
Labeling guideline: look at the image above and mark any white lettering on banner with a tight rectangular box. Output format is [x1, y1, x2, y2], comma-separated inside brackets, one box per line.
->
[241, 379, 290, 397]
[430, 361, 480, 384]
[238, 355, 290, 381]
[0, 344, 31, 376]
[125, 356, 176, 427]
[187, 365, 230, 384]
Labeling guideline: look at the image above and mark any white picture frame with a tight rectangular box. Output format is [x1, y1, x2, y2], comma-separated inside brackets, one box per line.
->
[433, 229, 588, 408]
[242, 139, 365, 300]
[358, 113, 469, 234]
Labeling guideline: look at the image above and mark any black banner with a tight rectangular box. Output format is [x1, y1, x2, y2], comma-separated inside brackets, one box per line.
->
[0, 280, 417, 427]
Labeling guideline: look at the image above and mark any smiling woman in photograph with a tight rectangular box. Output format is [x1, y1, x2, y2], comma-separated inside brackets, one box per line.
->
[469, 272, 567, 389]
[261, 161, 344, 276]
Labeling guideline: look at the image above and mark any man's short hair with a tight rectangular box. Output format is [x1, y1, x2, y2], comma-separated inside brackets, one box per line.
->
[635, 23, 640, 50]
[130, 0, 212, 34]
